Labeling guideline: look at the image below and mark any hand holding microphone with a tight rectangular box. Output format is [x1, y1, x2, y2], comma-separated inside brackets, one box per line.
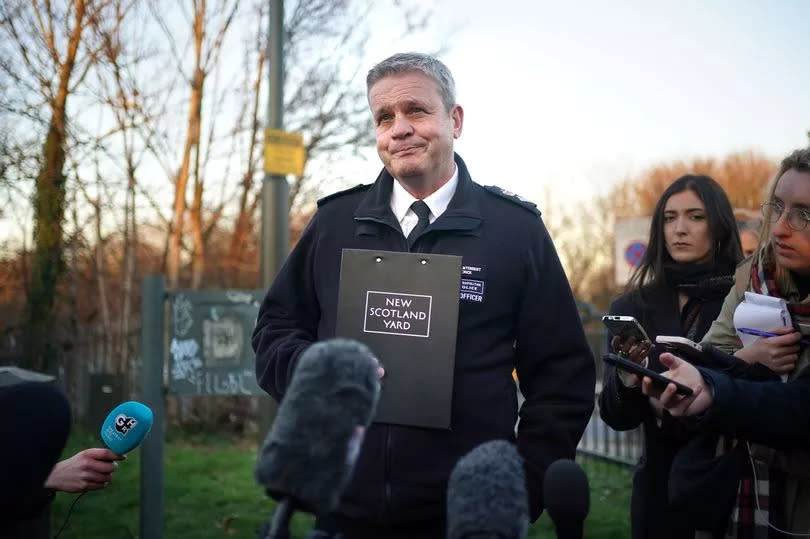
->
[46, 401, 153, 494]
[44, 448, 123, 493]
[50, 401, 153, 538]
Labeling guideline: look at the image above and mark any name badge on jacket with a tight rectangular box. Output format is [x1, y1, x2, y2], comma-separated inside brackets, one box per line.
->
[460, 264, 486, 303]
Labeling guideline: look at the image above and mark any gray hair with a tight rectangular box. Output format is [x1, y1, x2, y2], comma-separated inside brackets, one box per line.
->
[366, 52, 457, 111]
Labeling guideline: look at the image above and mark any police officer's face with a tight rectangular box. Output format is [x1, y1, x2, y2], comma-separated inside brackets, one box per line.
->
[369, 71, 463, 190]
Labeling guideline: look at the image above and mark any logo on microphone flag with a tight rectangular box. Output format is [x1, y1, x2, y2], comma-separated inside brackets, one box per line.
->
[115, 414, 138, 435]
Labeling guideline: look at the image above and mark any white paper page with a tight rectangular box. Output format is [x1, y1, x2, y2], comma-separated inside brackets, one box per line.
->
[732, 291, 791, 347]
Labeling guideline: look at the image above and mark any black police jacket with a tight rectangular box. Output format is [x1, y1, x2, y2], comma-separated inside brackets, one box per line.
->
[253, 154, 595, 524]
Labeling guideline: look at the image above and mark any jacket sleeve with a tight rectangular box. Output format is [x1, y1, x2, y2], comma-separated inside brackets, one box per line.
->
[252, 214, 322, 401]
[514, 221, 596, 521]
[597, 295, 649, 431]
[698, 367, 810, 449]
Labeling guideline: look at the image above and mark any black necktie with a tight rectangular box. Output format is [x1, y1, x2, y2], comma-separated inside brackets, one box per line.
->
[406, 200, 431, 248]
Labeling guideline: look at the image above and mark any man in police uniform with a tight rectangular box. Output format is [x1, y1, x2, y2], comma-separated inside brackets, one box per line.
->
[252, 52, 595, 539]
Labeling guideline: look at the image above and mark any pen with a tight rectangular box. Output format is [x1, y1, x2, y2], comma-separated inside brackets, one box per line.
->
[738, 327, 810, 346]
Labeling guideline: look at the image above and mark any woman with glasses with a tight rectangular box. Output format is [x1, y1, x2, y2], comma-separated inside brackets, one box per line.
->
[600, 174, 743, 539]
[664, 147, 810, 537]
[704, 149, 810, 373]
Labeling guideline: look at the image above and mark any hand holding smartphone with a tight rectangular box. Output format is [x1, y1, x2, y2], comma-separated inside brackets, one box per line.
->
[603, 353, 694, 396]
[602, 315, 650, 342]
[655, 336, 706, 364]
[602, 315, 652, 365]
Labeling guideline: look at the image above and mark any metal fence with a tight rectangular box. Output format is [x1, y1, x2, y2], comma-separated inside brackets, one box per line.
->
[58, 303, 642, 465]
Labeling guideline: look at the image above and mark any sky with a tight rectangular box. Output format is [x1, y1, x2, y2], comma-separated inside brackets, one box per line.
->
[3, 0, 808, 252]
[356, 0, 810, 207]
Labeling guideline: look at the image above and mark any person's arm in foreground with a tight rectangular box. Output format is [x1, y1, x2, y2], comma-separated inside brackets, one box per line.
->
[45, 448, 124, 492]
[252, 215, 322, 400]
[643, 353, 810, 449]
[515, 221, 596, 520]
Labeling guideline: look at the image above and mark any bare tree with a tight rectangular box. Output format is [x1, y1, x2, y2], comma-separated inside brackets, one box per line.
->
[92, 0, 153, 371]
[160, 0, 240, 289]
[1, 0, 115, 372]
[0, 121, 38, 331]
[0, 0, 444, 382]
[225, 1, 266, 285]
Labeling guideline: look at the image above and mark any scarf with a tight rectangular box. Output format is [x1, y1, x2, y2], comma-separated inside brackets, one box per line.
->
[725, 449, 785, 539]
[661, 261, 735, 339]
[663, 260, 736, 297]
[750, 247, 810, 317]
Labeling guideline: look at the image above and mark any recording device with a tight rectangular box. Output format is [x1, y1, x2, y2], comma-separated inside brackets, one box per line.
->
[100, 401, 154, 455]
[601, 315, 650, 343]
[543, 459, 590, 539]
[446, 439, 529, 539]
[255, 339, 381, 539]
[655, 335, 706, 364]
[603, 353, 693, 396]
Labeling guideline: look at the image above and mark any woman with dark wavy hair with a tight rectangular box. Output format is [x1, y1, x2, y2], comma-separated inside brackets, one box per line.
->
[599, 174, 743, 539]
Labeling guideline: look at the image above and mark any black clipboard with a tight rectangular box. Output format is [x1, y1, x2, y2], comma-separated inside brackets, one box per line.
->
[335, 248, 461, 429]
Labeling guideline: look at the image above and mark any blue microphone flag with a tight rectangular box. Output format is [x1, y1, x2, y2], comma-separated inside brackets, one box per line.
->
[100, 401, 153, 455]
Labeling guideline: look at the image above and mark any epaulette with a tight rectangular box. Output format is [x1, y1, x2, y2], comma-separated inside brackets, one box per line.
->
[317, 184, 371, 208]
[482, 185, 540, 216]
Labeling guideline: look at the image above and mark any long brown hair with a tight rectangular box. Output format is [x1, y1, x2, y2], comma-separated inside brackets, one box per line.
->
[627, 174, 742, 291]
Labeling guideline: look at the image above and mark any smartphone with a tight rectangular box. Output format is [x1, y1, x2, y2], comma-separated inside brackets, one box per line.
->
[603, 352, 693, 396]
[655, 336, 705, 364]
[602, 315, 650, 342]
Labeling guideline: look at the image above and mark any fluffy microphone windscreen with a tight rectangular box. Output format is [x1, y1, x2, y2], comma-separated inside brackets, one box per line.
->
[446, 439, 529, 539]
[543, 459, 590, 539]
[100, 401, 154, 455]
[255, 338, 380, 516]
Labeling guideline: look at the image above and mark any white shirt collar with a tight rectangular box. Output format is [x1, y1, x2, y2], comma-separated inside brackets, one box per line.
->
[390, 165, 459, 226]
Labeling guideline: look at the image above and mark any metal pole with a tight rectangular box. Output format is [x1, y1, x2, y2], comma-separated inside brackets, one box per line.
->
[258, 0, 285, 443]
[140, 275, 165, 539]
[260, 0, 288, 288]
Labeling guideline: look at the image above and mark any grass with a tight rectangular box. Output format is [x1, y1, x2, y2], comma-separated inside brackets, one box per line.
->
[50, 430, 632, 538]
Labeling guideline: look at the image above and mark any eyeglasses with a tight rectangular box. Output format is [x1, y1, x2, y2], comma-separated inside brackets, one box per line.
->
[761, 202, 810, 231]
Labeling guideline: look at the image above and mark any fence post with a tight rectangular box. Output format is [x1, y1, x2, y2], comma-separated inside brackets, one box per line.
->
[140, 275, 165, 539]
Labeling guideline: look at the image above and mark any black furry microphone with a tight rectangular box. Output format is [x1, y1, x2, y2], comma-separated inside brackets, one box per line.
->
[446, 440, 529, 539]
[255, 338, 380, 538]
[543, 459, 590, 539]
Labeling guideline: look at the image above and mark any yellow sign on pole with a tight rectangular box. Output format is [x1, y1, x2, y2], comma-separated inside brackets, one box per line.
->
[264, 128, 306, 176]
